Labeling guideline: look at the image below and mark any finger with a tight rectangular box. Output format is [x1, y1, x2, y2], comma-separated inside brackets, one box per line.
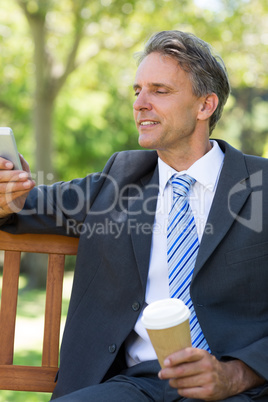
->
[160, 360, 203, 381]
[19, 154, 31, 174]
[6, 179, 35, 193]
[159, 349, 213, 382]
[0, 170, 32, 184]
[0, 157, 14, 170]
[164, 347, 204, 368]
[176, 384, 215, 401]
[167, 370, 220, 401]
[0, 188, 34, 216]
[0, 188, 28, 207]
[168, 370, 210, 388]
[0, 182, 35, 208]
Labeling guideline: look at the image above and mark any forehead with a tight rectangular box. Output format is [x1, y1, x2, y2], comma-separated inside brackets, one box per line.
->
[134, 52, 188, 87]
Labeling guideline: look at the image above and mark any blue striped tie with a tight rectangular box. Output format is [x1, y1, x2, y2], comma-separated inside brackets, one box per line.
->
[167, 174, 210, 351]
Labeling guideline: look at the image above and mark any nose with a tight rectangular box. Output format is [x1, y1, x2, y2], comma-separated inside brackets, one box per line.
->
[133, 90, 152, 111]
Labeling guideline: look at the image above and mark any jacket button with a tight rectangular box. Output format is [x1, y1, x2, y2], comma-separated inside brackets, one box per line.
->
[108, 344, 116, 353]
[132, 302, 140, 312]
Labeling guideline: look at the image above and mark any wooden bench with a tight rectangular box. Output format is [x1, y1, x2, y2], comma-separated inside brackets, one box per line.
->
[0, 230, 79, 393]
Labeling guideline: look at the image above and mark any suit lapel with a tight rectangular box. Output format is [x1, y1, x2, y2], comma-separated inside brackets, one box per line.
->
[193, 140, 252, 280]
[128, 166, 159, 290]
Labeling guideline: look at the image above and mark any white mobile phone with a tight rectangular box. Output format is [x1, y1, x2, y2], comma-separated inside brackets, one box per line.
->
[0, 127, 23, 170]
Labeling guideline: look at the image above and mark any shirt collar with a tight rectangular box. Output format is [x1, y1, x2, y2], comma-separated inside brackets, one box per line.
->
[158, 140, 225, 195]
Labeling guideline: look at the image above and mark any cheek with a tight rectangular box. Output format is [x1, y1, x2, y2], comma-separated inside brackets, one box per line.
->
[133, 109, 138, 124]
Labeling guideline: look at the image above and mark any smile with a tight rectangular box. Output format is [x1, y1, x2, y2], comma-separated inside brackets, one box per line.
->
[140, 121, 159, 126]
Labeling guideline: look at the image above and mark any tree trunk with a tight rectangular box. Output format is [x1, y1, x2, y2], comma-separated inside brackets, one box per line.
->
[18, 1, 88, 183]
[17, 0, 86, 286]
[29, 14, 55, 183]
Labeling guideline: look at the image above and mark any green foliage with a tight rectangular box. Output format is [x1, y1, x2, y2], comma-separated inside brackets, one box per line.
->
[0, 0, 268, 170]
[0, 389, 50, 402]
[0, 3, 33, 163]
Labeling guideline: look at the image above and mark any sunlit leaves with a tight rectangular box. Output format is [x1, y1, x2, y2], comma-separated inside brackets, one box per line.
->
[0, 0, 268, 179]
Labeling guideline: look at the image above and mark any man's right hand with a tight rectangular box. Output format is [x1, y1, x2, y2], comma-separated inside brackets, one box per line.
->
[0, 155, 35, 218]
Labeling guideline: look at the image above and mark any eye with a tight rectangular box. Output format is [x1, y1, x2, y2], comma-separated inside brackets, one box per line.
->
[156, 90, 168, 94]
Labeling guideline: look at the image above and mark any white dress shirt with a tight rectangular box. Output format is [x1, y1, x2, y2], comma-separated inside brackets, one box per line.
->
[125, 140, 225, 367]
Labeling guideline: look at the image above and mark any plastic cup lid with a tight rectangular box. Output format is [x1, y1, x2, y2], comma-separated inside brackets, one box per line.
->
[141, 298, 190, 330]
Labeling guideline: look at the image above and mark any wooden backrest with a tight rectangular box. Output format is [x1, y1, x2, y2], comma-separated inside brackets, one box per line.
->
[0, 230, 79, 393]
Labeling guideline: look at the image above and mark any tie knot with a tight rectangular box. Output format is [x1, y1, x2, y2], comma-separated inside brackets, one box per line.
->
[170, 174, 195, 198]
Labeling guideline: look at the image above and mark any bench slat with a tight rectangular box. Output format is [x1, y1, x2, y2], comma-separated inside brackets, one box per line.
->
[0, 365, 58, 392]
[0, 250, 21, 364]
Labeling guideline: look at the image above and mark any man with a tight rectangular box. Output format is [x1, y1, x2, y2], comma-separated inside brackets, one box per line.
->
[0, 31, 267, 401]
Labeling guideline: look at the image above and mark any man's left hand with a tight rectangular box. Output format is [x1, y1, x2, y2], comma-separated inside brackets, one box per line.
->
[158, 347, 265, 401]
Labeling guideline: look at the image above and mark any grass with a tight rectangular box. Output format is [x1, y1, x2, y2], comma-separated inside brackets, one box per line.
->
[0, 267, 73, 402]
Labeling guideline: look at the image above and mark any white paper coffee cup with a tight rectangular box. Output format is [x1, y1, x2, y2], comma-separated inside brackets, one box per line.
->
[141, 298, 192, 368]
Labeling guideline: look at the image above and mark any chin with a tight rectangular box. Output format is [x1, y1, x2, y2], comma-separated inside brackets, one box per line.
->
[139, 140, 154, 150]
[138, 135, 157, 150]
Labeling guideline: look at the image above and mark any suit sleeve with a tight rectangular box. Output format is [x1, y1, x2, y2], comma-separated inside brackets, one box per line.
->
[222, 338, 268, 382]
[0, 153, 118, 236]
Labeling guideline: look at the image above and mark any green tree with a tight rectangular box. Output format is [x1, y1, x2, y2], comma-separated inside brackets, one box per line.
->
[1, 0, 268, 177]
[16, 0, 138, 181]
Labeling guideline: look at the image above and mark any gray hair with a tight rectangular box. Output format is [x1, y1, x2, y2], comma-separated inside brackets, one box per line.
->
[137, 30, 231, 134]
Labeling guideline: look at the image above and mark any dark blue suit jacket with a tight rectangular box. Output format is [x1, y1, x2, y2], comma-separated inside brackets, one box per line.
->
[2, 140, 268, 398]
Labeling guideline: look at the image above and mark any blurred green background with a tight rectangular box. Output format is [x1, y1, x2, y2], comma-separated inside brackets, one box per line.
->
[1, 0, 268, 184]
[0, 0, 268, 400]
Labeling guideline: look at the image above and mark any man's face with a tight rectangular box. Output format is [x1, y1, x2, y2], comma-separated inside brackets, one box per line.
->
[133, 52, 203, 158]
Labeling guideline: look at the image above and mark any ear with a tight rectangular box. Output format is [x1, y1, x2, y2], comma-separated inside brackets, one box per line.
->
[197, 93, 218, 121]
